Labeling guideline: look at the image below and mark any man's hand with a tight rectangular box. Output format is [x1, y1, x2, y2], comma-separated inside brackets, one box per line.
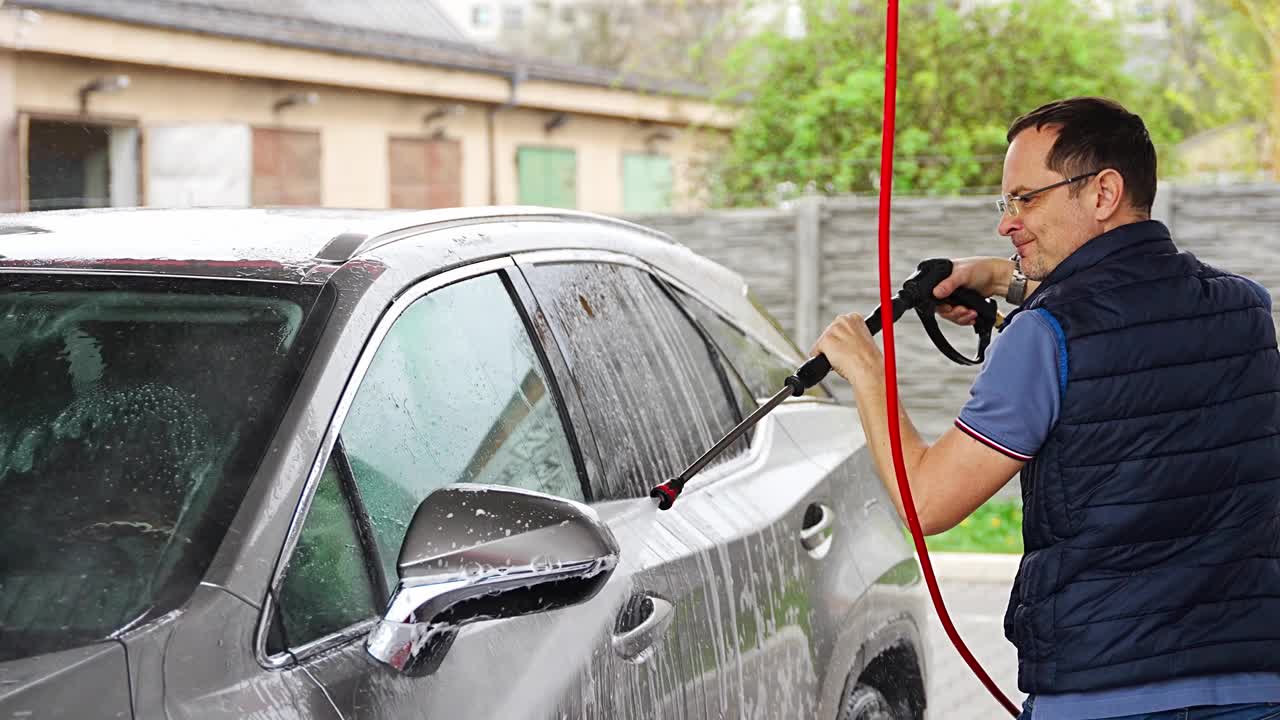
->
[933, 256, 1013, 326]
[810, 313, 883, 383]
[812, 309, 1024, 535]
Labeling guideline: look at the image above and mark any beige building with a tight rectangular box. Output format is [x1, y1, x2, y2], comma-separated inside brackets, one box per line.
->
[0, 0, 736, 214]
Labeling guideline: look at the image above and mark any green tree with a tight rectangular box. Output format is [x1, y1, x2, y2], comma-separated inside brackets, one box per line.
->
[705, 0, 1181, 207]
[1154, 0, 1275, 177]
[496, 0, 757, 88]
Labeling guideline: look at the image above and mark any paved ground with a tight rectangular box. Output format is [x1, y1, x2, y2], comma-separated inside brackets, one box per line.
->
[925, 555, 1026, 720]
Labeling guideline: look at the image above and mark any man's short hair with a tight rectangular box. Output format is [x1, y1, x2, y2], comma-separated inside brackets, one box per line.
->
[1007, 97, 1157, 216]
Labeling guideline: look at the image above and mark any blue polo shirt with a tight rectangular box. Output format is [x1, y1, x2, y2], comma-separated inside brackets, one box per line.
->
[957, 276, 1275, 460]
[955, 280, 1280, 719]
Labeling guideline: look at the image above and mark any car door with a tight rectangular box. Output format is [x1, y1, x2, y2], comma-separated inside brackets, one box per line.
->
[516, 250, 837, 718]
[256, 260, 642, 719]
[664, 279, 866, 712]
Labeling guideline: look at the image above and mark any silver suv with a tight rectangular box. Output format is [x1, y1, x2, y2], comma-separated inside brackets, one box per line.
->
[0, 207, 929, 719]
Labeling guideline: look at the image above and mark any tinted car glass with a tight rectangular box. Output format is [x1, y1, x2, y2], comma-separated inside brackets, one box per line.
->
[656, 282, 757, 419]
[523, 262, 747, 500]
[673, 286, 829, 399]
[0, 274, 324, 662]
[340, 272, 584, 594]
[276, 457, 379, 648]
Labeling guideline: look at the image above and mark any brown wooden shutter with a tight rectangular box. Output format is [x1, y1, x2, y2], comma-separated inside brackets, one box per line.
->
[389, 137, 461, 209]
[252, 128, 321, 206]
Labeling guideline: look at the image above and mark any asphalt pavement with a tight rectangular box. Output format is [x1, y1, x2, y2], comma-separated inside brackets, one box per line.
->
[926, 553, 1026, 720]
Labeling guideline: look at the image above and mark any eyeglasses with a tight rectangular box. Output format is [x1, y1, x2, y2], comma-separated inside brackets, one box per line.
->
[997, 170, 1101, 217]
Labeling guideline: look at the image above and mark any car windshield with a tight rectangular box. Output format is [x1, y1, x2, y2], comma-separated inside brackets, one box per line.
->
[0, 273, 326, 662]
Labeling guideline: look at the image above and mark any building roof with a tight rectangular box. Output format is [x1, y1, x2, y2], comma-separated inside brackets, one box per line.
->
[10, 0, 712, 99]
[164, 0, 468, 43]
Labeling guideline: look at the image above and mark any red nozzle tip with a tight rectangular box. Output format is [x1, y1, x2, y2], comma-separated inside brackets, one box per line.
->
[649, 481, 680, 510]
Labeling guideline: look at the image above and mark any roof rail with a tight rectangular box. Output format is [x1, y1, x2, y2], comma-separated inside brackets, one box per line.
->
[311, 206, 674, 265]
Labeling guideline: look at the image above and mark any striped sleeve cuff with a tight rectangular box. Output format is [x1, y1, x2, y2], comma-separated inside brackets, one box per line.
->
[955, 418, 1034, 461]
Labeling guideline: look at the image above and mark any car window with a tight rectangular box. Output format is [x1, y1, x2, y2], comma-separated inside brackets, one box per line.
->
[0, 274, 325, 663]
[275, 456, 379, 649]
[672, 286, 830, 400]
[341, 272, 584, 594]
[523, 262, 747, 500]
[656, 281, 757, 419]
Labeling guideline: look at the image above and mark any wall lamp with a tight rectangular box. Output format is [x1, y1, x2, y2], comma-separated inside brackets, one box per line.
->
[544, 112, 569, 134]
[644, 129, 674, 153]
[423, 103, 466, 124]
[273, 91, 319, 112]
[78, 74, 130, 114]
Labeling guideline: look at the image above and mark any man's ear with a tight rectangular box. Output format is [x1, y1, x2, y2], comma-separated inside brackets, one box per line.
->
[1093, 168, 1126, 221]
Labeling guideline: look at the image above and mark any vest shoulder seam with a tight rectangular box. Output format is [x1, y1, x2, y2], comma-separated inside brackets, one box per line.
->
[1031, 308, 1069, 398]
[1034, 259, 1247, 309]
[1032, 262, 1208, 307]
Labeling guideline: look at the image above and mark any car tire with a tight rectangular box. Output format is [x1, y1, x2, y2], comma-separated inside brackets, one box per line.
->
[838, 683, 897, 720]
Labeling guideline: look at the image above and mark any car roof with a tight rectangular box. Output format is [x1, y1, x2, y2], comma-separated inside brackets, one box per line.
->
[0, 206, 676, 283]
[0, 205, 790, 358]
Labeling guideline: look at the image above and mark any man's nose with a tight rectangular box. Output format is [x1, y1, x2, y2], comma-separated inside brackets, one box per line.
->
[998, 213, 1021, 237]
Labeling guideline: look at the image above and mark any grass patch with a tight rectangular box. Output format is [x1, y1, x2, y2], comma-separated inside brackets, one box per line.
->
[905, 499, 1023, 554]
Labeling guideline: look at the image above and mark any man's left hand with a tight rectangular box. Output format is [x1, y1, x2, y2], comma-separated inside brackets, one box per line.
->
[810, 313, 883, 383]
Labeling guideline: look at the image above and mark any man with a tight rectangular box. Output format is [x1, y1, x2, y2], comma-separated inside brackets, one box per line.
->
[811, 97, 1280, 719]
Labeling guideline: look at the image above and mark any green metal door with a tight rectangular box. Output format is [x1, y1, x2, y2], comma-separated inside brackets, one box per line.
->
[517, 147, 577, 209]
[622, 153, 673, 213]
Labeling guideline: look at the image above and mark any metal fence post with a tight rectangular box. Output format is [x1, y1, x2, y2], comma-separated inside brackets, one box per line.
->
[1152, 180, 1175, 237]
[794, 195, 823, 349]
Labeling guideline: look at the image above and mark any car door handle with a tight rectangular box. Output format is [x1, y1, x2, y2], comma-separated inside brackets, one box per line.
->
[611, 594, 674, 664]
[800, 503, 835, 555]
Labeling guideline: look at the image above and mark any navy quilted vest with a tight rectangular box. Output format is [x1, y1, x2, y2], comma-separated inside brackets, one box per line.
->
[1003, 220, 1280, 694]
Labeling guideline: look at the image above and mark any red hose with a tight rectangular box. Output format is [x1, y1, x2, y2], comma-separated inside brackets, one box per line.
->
[875, 1, 1019, 715]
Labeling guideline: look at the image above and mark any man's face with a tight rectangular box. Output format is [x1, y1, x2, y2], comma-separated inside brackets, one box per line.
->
[998, 127, 1099, 280]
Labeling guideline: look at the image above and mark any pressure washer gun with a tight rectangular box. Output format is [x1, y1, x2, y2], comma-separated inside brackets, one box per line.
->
[650, 257, 1004, 510]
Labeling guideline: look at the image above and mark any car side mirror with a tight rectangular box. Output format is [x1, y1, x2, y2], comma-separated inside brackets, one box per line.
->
[365, 484, 619, 677]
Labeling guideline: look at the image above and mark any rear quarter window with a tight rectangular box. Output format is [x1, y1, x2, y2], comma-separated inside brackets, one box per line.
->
[671, 286, 831, 400]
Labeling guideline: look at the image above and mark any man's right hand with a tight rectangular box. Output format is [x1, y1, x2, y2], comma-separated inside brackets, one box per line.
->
[932, 256, 1014, 326]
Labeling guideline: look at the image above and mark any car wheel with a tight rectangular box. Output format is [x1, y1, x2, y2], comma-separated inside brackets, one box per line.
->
[838, 683, 897, 720]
